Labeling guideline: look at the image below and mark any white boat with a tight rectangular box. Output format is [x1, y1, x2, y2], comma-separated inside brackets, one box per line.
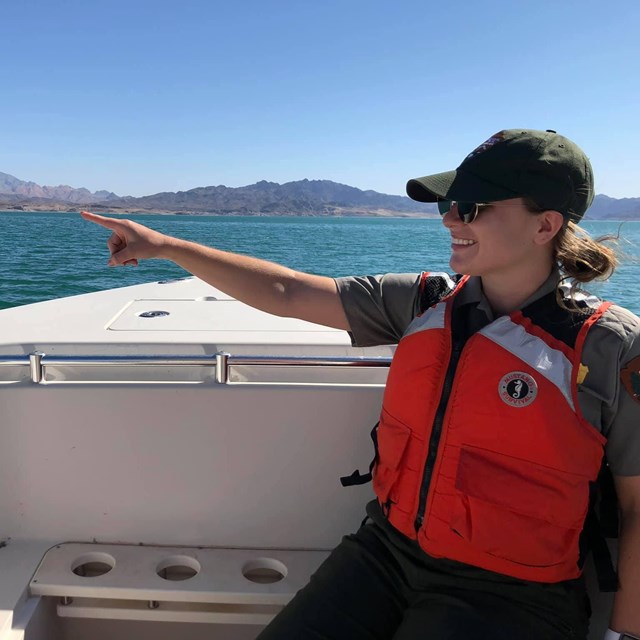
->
[0, 276, 616, 639]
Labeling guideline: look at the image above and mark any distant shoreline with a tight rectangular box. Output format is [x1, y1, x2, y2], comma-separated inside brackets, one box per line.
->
[2, 208, 638, 222]
[2, 174, 639, 220]
[0, 207, 440, 219]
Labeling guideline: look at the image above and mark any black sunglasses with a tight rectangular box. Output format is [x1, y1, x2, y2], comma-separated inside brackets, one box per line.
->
[437, 199, 488, 224]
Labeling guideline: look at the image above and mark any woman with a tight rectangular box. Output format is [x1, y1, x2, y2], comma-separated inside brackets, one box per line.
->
[82, 129, 640, 640]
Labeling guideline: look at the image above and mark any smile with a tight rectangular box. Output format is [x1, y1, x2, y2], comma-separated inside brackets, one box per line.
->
[451, 237, 477, 246]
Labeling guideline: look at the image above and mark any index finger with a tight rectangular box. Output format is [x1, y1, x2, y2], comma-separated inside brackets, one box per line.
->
[80, 210, 124, 231]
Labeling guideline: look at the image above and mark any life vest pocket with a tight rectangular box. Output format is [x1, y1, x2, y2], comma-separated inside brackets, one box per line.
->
[372, 410, 413, 507]
[450, 445, 590, 567]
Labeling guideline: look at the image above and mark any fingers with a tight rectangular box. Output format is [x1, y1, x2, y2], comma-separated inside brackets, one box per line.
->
[108, 246, 136, 267]
[80, 210, 123, 230]
[82, 210, 152, 267]
[82, 210, 138, 266]
[107, 232, 124, 254]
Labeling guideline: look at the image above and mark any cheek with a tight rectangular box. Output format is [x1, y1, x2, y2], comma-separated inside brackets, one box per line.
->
[486, 221, 532, 253]
[472, 228, 534, 269]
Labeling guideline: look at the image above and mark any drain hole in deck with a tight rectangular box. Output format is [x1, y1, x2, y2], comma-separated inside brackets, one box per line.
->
[71, 552, 115, 578]
[242, 558, 288, 584]
[156, 555, 201, 581]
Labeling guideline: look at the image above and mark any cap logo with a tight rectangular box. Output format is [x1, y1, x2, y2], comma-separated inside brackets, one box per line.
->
[466, 131, 506, 159]
[499, 371, 538, 408]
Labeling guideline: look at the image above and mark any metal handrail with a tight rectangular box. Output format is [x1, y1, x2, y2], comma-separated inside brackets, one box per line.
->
[0, 352, 392, 384]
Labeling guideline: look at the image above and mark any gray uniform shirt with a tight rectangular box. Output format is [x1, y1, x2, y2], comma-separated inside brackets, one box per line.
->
[335, 271, 640, 476]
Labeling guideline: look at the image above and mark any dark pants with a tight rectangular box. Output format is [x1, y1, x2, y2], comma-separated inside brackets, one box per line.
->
[257, 521, 590, 640]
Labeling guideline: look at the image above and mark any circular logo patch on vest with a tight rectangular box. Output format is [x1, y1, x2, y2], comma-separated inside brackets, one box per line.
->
[499, 372, 538, 408]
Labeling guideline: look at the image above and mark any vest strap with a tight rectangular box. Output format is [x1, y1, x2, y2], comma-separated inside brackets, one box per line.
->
[340, 469, 372, 486]
[585, 508, 619, 592]
[340, 422, 379, 487]
[598, 463, 620, 539]
[582, 462, 619, 592]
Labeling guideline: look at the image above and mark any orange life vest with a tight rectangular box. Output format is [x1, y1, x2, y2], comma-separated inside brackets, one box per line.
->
[373, 274, 611, 583]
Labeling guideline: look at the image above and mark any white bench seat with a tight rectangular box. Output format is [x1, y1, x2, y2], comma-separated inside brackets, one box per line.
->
[29, 543, 330, 626]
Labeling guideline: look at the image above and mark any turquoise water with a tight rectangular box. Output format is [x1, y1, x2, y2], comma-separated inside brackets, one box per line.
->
[2, 210, 639, 314]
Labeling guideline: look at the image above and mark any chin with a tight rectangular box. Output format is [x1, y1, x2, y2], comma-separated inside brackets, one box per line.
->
[450, 256, 474, 274]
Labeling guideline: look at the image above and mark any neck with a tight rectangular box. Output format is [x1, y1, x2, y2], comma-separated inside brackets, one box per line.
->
[480, 261, 555, 316]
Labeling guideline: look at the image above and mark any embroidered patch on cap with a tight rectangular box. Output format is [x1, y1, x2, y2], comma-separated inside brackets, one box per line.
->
[621, 355, 640, 404]
[466, 131, 506, 159]
[499, 372, 538, 408]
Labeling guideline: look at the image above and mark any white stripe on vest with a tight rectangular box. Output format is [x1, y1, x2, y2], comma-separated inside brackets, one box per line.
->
[480, 316, 575, 411]
[404, 302, 447, 338]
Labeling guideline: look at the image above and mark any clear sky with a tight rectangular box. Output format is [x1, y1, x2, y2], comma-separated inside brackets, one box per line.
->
[1, 0, 638, 198]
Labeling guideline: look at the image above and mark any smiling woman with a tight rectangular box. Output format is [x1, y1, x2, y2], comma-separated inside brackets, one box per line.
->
[432, 195, 619, 314]
[324, 130, 640, 640]
[80, 129, 640, 640]
[438, 196, 564, 313]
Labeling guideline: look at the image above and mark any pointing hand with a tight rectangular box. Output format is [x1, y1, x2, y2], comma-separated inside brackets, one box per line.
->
[81, 211, 172, 266]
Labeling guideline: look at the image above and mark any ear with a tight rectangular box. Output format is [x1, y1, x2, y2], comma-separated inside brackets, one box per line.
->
[533, 210, 564, 246]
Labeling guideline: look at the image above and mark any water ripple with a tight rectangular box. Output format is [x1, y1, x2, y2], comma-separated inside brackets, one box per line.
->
[1, 211, 638, 314]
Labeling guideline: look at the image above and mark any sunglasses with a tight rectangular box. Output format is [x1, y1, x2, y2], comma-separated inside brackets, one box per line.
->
[437, 200, 490, 224]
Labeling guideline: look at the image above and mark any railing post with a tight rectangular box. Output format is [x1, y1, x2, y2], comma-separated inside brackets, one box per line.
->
[215, 352, 230, 384]
[29, 351, 45, 384]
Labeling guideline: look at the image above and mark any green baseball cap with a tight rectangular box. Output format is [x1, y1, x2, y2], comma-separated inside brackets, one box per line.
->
[406, 129, 594, 222]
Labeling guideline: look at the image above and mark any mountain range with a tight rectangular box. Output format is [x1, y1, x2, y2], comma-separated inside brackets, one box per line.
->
[1, 171, 639, 220]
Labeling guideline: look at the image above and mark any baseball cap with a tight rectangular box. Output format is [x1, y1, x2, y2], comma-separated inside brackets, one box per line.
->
[406, 129, 594, 222]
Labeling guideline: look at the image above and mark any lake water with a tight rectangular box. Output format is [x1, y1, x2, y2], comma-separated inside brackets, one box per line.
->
[1, 211, 639, 314]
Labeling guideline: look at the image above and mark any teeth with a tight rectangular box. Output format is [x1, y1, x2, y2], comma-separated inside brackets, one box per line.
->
[452, 238, 476, 246]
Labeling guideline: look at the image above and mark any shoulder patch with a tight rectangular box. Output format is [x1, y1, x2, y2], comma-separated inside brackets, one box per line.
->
[621, 355, 640, 404]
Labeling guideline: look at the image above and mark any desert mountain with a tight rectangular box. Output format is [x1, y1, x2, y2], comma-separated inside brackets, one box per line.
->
[1, 172, 638, 219]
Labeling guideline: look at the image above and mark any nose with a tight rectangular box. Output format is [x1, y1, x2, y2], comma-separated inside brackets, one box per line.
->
[441, 203, 461, 229]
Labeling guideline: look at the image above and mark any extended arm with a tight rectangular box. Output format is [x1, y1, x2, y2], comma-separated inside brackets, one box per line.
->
[609, 474, 640, 636]
[81, 211, 350, 331]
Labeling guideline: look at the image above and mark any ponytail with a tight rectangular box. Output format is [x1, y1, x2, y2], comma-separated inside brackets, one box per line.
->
[523, 198, 620, 309]
[554, 222, 619, 310]
[554, 221, 618, 283]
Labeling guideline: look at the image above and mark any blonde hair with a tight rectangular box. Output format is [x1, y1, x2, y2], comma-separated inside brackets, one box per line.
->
[554, 221, 618, 283]
[554, 222, 620, 309]
[523, 198, 620, 307]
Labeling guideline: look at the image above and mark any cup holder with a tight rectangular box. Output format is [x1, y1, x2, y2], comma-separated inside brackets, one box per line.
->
[242, 558, 288, 584]
[156, 555, 201, 581]
[65, 549, 291, 591]
[71, 552, 116, 578]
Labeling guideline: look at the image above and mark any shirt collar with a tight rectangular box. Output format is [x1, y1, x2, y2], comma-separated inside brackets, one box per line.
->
[453, 269, 561, 320]
[518, 269, 561, 308]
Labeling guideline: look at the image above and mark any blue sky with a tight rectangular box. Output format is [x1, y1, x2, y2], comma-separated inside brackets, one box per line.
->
[1, 0, 638, 198]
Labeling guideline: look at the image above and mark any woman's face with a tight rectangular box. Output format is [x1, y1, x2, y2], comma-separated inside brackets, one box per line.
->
[441, 198, 549, 278]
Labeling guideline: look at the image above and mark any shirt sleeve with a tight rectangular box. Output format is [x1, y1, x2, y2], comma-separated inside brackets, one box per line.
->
[582, 305, 640, 476]
[334, 273, 422, 347]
